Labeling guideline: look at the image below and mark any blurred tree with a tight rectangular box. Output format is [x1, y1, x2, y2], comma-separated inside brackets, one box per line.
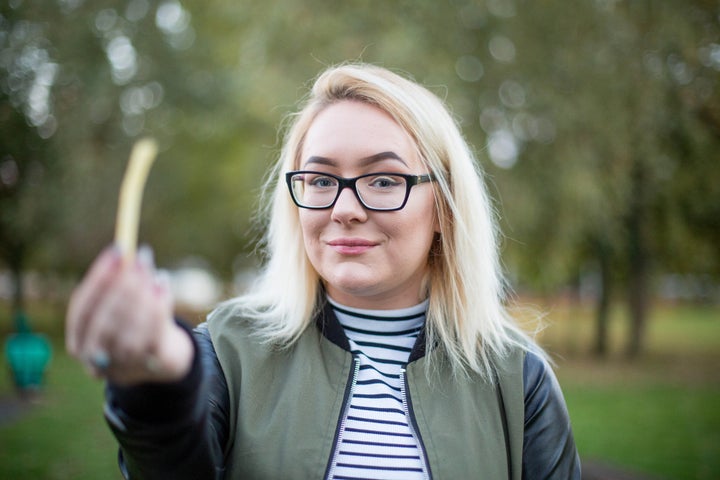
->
[1, 0, 267, 290]
[2, 0, 717, 357]
[450, 0, 720, 356]
[0, 3, 61, 314]
[0, 0, 236, 314]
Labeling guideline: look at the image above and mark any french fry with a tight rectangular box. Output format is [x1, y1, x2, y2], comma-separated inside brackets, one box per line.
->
[114, 138, 158, 261]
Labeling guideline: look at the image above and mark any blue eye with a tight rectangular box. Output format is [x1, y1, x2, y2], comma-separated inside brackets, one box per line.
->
[368, 175, 403, 189]
[308, 176, 338, 188]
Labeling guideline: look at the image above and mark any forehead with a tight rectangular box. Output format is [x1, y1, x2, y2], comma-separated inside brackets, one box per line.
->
[300, 100, 420, 169]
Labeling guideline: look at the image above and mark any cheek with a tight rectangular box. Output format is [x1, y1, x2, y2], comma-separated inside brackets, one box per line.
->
[386, 214, 435, 252]
[404, 208, 438, 256]
[298, 211, 324, 250]
[407, 194, 438, 238]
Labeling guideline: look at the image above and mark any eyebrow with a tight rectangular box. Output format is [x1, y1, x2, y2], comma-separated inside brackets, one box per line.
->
[303, 151, 408, 168]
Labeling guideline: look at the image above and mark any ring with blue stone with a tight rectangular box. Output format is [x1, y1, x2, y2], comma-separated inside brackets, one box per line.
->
[90, 350, 111, 371]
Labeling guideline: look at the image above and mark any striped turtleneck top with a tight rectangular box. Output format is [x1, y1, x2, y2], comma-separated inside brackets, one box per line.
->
[326, 297, 429, 480]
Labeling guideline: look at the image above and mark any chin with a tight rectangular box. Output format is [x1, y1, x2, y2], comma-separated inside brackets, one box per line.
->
[325, 273, 383, 299]
[332, 279, 380, 297]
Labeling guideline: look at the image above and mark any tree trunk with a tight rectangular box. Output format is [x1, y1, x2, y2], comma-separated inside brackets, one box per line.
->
[10, 263, 24, 314]
[8, 247, 25, 317]
[626, 159, 650, 358]
[627, 246, 648, 357]
[1, 240, 26, 318]
[594, 242, 612, 357]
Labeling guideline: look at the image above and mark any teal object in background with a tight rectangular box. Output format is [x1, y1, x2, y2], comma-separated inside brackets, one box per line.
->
[4, 311, 52, 390]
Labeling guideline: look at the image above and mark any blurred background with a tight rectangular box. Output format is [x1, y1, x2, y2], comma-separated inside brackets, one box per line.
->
[1, 0, 718, 478]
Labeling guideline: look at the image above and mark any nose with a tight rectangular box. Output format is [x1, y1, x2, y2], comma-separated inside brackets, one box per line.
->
[330, 186, 368, 223]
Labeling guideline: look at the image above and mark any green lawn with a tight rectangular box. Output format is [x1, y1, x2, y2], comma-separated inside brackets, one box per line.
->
[538, 301, 720, 480]
[1, 337, 122, 479]
[565, 383, 719, 479]
[1, 300, 719, 479]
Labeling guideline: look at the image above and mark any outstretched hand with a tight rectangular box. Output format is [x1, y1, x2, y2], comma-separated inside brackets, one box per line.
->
[66, 245, 193, 386]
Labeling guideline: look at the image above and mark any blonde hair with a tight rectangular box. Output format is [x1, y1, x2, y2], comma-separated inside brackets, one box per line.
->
[224, 63, 533, 379]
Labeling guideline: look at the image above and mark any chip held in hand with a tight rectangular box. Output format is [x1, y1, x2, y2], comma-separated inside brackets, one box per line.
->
[114, 138, 158, 261]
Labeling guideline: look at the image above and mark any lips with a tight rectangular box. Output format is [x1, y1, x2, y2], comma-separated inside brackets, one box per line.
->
[327, 238, 377, 255]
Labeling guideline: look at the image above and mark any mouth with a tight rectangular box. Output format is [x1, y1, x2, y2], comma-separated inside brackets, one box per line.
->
[327, 238, 377, 255]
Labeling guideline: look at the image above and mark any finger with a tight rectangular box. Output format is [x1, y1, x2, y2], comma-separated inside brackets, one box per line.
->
[152, 269, 174, 323]
[80, 258, 160, 377]
[108, 277, 176, 384]
[110, 285, 158, 363]
[78, 258, 150, 361]
[115, 268, 173, 362]
[66, 246, 123, 355]
[137, 244, 156, 272]
[77, 279, 128, 375]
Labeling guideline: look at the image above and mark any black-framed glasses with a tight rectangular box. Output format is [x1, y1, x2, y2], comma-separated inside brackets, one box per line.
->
[285, 170, 436, 211]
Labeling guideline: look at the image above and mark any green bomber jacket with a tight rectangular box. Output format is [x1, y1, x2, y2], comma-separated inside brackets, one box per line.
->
[106, 300, 580, 479]
[207, 300, 525, 479]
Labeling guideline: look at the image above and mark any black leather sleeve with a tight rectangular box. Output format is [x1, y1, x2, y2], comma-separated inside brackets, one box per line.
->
[522, 350, 582, 479]
[104, 322, 230, 480]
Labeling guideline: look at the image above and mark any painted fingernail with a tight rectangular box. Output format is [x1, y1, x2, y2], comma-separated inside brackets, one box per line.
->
[137, 244, 155, 270]
[105, 244, 124, 265]
[154, 269, 172, 295]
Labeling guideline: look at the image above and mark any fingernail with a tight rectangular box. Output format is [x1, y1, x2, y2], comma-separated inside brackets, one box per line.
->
[154, 269, 172, 294]
[137, 244, 155, 270]
[104, 244, 123, 264]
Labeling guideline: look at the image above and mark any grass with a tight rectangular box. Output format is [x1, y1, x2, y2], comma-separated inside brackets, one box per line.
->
[565, 383, 719, 479]
[535, 300, 720, 480]
[0, 337, 122, 479]
[0, 300, 121, 479]
[1, 299, 719, 479]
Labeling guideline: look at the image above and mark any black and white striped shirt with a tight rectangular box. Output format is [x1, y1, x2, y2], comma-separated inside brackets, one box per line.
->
[327, 297, 429, 480]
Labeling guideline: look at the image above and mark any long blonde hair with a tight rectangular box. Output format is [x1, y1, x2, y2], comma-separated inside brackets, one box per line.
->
[224, 63, 533, 378]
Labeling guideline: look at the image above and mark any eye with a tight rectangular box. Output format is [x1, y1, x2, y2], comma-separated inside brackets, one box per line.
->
[308, 175, 338, 188]
[367, 175, 403, 189]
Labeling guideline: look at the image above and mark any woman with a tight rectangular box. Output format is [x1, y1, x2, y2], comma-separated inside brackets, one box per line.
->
[67, 63, 581, 479]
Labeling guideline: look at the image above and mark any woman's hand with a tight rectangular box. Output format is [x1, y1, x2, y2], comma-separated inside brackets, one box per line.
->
[66, 245, 193, 386]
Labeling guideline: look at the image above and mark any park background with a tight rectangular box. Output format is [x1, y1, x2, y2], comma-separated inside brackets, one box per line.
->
[1, 0, 718, 478]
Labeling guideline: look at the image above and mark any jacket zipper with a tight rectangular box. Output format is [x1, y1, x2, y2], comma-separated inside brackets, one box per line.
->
[325, 356, 360, 480]
[400, 368, 432, 480]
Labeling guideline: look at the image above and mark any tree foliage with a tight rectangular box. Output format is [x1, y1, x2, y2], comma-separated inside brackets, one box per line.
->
[1, 0, 718, 353]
